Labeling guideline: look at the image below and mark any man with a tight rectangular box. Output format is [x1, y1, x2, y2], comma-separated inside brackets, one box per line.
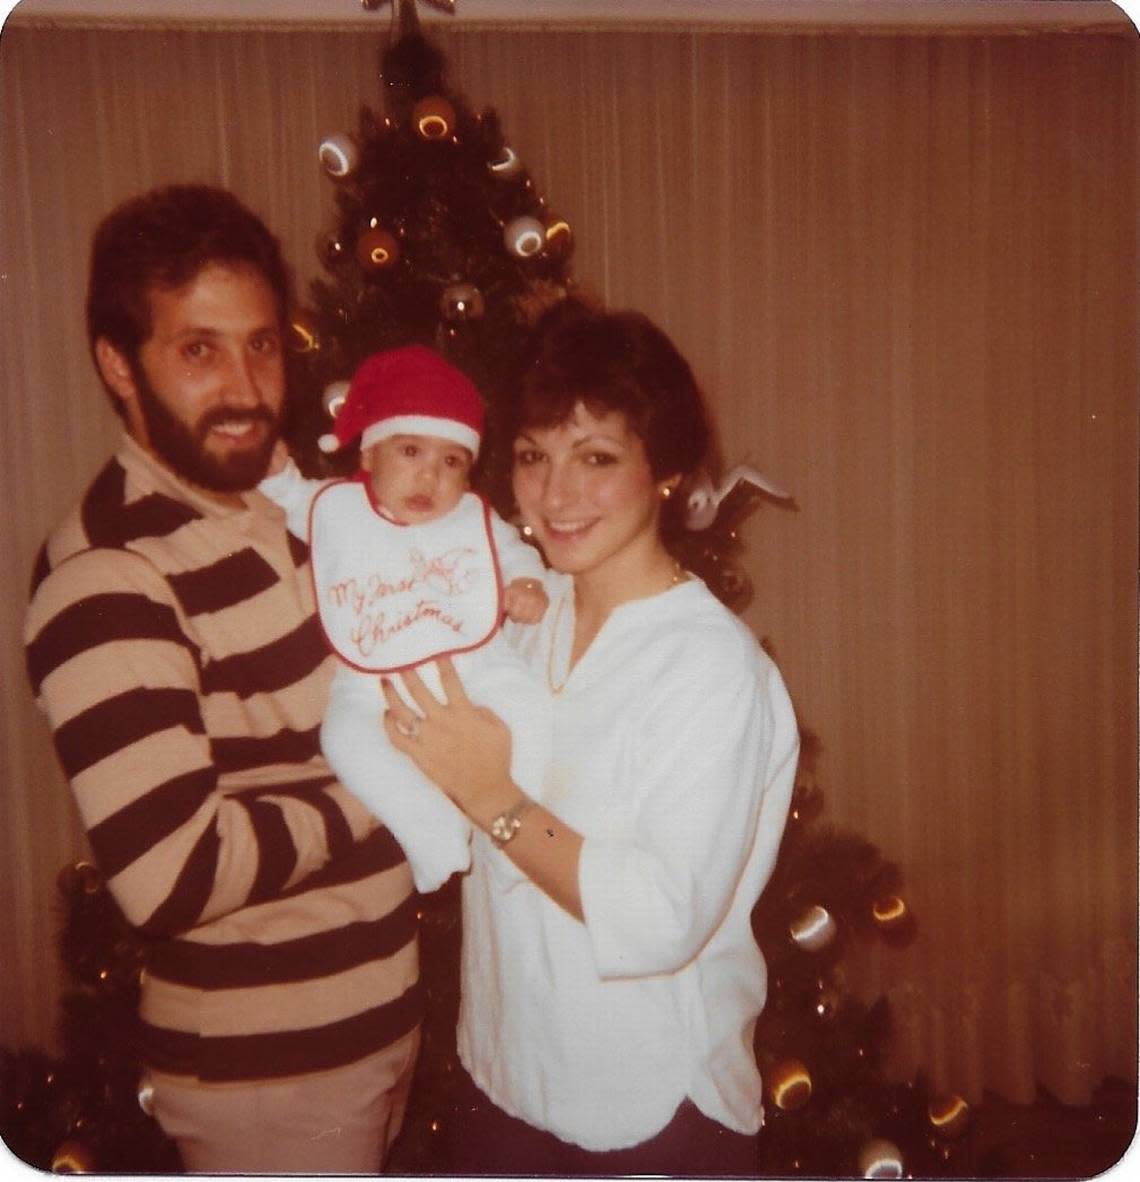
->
[24, 185, 421, 1173]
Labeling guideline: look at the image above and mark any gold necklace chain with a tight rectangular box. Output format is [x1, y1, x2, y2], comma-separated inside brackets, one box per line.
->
[546, 593, 572, 695]
[546, 562, 686, 696]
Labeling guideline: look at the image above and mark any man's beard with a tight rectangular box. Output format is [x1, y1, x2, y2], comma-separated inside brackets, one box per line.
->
[132, 366, 281, 493]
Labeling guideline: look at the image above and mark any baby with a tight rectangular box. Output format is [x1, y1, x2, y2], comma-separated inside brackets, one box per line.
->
[261, 345, 548, 892]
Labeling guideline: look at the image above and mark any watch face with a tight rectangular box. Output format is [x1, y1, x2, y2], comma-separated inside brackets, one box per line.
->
[491, 799, 532, 845]
[491, 814, 518, 845]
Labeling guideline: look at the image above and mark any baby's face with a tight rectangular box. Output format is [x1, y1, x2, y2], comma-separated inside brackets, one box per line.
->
[363, 433, 473, 524]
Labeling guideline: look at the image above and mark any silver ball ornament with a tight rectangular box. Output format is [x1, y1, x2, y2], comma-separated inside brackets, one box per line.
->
[789, 904, 838, 952]
[489, 144, 523, 178]
[318, 133, 360, 179]
[322, 380, 350, 420]
[503, 215, 547, 259]
[858, 1138, 904, 1179]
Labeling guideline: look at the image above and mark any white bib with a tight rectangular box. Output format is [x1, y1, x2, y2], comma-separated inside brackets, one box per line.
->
[310, 481, 502, 673]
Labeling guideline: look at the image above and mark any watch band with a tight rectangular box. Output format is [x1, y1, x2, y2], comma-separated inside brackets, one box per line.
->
[489, 797, 535, 847]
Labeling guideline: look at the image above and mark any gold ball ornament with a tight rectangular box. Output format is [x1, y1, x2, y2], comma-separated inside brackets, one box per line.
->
[765, 1058, 812, 1112]
[288, 310, 320, 354]
[51, 1140, 97, 1174]
[503, 215, 547, 259]
[356, 226, 401, 272]
[413, 95, 456, 140]
[928, 1093, 971, 1139]
[857, 1138, 904, 1179]
[789, 903, 838, 952]
[871, 894, 917, 945]
[544, 217, 574, 262]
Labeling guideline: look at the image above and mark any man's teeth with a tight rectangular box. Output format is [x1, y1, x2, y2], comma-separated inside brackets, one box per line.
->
[214, 421, 256, 436]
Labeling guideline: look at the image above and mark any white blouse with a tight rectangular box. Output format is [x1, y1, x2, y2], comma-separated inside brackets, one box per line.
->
[457, 571, 799, 1151]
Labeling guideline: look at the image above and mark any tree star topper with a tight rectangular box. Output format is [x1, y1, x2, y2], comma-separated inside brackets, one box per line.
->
[361, 0, 457, 14]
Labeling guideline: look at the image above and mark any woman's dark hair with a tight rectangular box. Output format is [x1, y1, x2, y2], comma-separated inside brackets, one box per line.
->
[86, 184, 293, 413]
[504, 298, 714, 543]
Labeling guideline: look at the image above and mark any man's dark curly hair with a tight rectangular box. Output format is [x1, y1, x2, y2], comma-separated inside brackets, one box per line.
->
[86, 184, 292, 415]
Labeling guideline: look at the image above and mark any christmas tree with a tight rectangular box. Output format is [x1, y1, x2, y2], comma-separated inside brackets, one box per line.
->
[0, 863, 179, 1174]
[284, 0, 572, 494]
[3, 5, 973, 1176]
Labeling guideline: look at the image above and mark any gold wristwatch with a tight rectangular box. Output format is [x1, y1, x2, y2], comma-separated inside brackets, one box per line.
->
[489, 797, 535, 846]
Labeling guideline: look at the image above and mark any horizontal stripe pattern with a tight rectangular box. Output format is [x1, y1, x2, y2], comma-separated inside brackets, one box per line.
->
[167, 547, 280, 616]
[82, 458, 200, 547]
[286, 530, 309, 569]
[211, 724, 324, 774]
[148, 891, 420, 990]
[141, 982, 423, 1082]
[139, 823, 222, 940]
[269, 778, 355, 861]
[26, 439, 416, 1082]
[274, 823, 407, 896]
[88, 766, 216, 880]
[54, 686, 205, 778]
[26, 591, 196, 697]
[200, 615, 328, 699]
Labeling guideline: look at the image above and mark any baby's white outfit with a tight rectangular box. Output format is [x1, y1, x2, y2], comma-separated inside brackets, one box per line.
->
[261, 461, 548, 892]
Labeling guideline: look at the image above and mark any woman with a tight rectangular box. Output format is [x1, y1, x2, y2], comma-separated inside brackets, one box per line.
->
[382, 300, 799, 1175]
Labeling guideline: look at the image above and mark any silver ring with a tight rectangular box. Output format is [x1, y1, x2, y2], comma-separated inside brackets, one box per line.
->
[395, 716, 421, 740]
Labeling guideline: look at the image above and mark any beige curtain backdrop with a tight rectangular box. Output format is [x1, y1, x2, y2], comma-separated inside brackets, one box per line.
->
[1, 8, 1136, 1110]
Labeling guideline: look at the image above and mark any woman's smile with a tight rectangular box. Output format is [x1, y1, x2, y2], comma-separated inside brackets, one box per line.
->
[542, 517, 598, 539]
[513, 405, 663, 585]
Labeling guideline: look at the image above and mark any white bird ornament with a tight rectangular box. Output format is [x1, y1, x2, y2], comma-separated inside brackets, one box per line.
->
[684, 465, 793, 531]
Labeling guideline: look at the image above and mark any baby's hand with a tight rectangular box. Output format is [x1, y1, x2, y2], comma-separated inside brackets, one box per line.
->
[504, 578, 548, 625]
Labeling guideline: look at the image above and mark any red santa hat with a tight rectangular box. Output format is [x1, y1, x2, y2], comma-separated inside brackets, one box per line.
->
[318, 345, 484, 457]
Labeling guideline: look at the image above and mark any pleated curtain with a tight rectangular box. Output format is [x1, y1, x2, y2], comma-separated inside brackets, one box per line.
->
[1, 10, 1135, 1107]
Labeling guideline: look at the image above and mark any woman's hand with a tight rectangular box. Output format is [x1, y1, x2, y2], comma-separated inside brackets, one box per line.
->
[382, 658, 520, 831]
[386, 659, 587, 922]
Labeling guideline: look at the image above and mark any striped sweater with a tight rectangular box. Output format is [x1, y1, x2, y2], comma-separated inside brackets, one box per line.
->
[25, 435, 421, 1082]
